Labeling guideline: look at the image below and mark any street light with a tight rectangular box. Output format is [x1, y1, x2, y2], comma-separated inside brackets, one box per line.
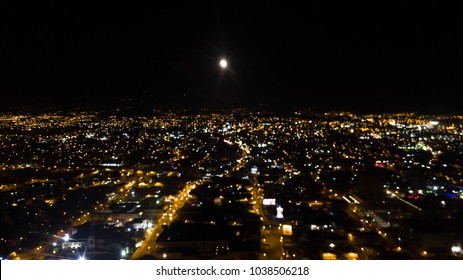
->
[451, 246, 462, 254]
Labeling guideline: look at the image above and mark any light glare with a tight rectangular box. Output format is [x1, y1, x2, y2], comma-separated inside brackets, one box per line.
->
[219, 59, 227, 68]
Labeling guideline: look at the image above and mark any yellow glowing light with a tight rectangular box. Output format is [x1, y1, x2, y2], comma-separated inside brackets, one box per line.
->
[282, 224, 293, 235]
[322, 253, 337, 260]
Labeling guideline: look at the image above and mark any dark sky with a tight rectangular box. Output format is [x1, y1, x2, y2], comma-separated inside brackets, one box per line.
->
[1, 2, 462, 112]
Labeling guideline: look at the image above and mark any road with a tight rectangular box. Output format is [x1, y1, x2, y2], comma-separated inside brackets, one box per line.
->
[16, 171, 140, 260]
[130, 180, 201, 259]
[345, 199, 422, 259]
[248, 175, 285, 260]
[132, 138, 251, 259]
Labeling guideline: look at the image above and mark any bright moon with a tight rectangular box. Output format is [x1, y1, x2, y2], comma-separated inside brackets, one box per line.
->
[219, 59, 228, 68]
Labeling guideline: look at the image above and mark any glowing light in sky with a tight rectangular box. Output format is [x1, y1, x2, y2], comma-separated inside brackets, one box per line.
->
[219, 59, 228, 69]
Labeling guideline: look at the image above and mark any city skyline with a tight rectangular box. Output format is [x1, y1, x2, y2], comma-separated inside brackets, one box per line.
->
[1, 108, 462, 260]
[1, 2, 463, 262]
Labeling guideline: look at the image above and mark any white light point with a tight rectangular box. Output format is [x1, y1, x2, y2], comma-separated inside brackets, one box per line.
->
[219, 59, 228, 69]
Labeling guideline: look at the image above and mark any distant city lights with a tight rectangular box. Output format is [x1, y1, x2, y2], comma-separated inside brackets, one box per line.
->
[2, 110, 463, 260]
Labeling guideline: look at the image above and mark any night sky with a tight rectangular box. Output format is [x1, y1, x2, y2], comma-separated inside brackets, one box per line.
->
[1, 2, 462, 112]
